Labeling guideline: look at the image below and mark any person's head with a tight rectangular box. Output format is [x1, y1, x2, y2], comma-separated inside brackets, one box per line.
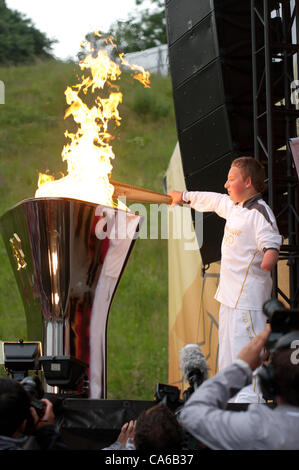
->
[224, 156, 265, 203]
[272, 345, 299, 406]
[0, 377, 31, 437]
[134, 403, 182, 451]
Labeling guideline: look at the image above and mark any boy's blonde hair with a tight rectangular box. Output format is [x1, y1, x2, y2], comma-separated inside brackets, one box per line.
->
[232, 157, 265, 193]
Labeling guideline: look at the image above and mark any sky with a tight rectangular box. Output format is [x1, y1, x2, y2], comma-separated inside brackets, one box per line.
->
[5, 0, 146, 61]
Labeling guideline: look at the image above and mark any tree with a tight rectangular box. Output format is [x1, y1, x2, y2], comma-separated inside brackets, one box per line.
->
[108, 0, 166, 54]
[0, 4, 56, 65]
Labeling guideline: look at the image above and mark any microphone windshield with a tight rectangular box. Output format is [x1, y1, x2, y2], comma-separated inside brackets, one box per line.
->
[180, 343, 209, 384]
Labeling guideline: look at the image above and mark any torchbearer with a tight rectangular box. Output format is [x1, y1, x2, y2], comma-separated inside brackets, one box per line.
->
[169, 157, 283, 403]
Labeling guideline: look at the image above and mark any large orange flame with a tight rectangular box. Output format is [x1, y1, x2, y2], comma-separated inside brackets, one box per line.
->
[35, 35, 150, 208]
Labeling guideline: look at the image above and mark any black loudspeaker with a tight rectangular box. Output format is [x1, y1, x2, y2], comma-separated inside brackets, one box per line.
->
[165, 0, 283, 264]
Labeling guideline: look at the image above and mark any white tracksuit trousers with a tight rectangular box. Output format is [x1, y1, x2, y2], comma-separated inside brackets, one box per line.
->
[218, 304, 267, 403]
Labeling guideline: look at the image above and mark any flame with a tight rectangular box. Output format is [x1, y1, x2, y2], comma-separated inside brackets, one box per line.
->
[35, 35, 150, 208]
[119, 53, 150, 89]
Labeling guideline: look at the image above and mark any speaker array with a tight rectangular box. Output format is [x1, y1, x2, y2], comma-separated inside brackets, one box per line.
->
[165, 0, 284, 264]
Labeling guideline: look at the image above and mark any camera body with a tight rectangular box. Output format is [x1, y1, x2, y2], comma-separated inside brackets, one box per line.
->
[21, 376, 46, 418]
[263, 299, 299, 352]
[155, 383, 182, 410]
[258, 299, 299, 401]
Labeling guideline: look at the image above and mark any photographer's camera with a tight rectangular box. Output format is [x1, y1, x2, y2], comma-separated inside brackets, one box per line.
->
[21, 375, 46, 418]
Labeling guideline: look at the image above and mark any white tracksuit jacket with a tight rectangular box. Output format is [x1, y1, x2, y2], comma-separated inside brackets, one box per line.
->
[182, 191, 283, 310]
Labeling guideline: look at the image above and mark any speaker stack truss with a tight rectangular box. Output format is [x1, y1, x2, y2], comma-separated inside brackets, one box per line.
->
[251, 0, 299, 308]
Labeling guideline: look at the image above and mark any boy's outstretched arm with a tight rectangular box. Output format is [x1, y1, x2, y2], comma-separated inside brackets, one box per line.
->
[260, 249, 279, 271]
[168, 190, 183, 206]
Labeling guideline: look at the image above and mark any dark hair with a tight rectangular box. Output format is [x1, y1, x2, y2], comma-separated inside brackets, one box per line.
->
[134, 404, 182, 451]
[0, 377, 31, 436]
[232, 157, 265, 193]
[272, 347, 299, 406]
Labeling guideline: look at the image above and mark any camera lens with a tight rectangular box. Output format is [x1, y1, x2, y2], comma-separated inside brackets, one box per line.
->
[263, 299, 285, 320]
[21, 376, 43, 399]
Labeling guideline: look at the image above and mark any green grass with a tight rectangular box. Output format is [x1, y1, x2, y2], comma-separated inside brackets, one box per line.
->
[0, 60, 177, 399]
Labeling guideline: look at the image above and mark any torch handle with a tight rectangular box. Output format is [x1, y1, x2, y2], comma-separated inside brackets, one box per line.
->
[111, 179, 172, 205]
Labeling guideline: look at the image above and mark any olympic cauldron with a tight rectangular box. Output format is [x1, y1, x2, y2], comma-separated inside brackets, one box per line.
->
[0, 197, 142, 398]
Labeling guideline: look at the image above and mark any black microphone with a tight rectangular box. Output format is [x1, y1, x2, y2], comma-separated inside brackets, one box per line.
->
[180, 344, 209, 393]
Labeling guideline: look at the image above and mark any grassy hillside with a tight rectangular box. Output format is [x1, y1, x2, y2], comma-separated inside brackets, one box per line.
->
[0, 59, 178, 399]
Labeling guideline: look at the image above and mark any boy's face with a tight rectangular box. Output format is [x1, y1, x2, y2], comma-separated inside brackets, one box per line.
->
[224, 166, 250, 203]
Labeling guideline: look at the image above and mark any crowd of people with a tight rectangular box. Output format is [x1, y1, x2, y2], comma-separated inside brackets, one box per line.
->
[1, 324, 299, 451]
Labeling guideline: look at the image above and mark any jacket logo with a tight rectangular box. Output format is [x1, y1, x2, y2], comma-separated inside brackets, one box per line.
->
[223, 226, 242, 246]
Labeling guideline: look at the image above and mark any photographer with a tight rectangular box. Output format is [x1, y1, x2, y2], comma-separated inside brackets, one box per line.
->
[180, 326, 299, 450]
[0, 377, 67, 450]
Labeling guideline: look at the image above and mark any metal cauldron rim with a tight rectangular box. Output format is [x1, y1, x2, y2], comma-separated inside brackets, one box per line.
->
[0, 196, 130, 220]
